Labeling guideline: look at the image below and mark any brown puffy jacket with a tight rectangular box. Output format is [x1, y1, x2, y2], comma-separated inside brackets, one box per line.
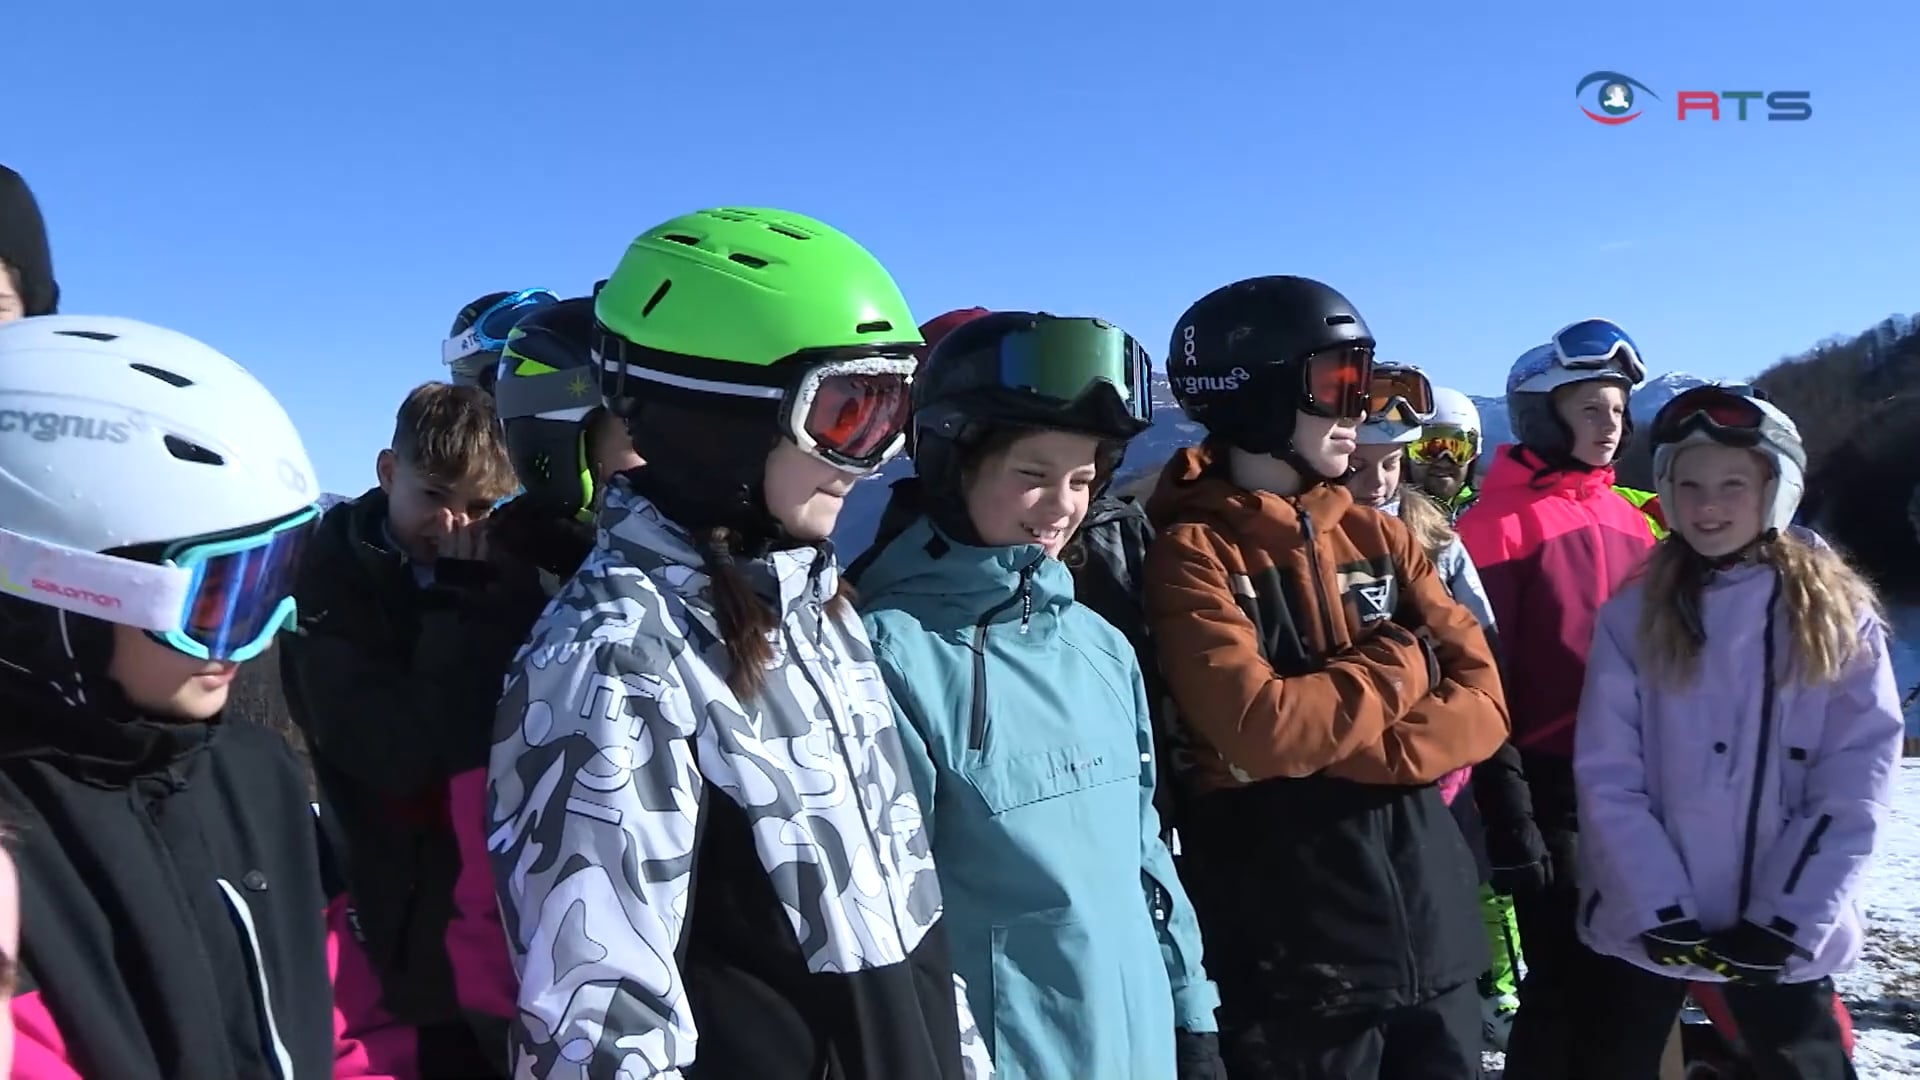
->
[1143, 441, 1509, 796]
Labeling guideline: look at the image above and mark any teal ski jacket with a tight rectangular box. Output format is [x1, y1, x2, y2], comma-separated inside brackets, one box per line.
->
[858, 518, 1219, 1079]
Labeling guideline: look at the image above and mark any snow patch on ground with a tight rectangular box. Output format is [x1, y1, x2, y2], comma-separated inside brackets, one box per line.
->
[1483, 759, 1920, 1078]
[1831, 758, 1920, 1076]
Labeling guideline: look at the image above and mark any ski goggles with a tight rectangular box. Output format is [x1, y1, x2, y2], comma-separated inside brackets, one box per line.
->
[780, 356, 917, 471]
[1650, 384, 1786, 453]
[977, 316, 1153, 427]
[1550, 318, 1647, 386]
[0, 505, 319, 664]
[1297, 344, 1376, 419]
[1408, 424, 1480, 465]
[1367, 365, 1434, 424]
[442, 289, 562, 373]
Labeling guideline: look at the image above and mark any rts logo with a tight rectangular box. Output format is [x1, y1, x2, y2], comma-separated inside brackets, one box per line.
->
[1575, 71, 1812, 124]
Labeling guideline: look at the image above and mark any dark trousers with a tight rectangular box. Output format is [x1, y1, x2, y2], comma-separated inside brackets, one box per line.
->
[1568, 957, 1854, 1080]
[1498, 757, 1852, 1080]
[1221, 979, 1482, 1080]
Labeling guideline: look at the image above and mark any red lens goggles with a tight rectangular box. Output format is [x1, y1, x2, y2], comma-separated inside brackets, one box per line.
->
[1300, 345, 1376, 419]
[786, 357, 918, 471]
[1651, 385, 1768, 448]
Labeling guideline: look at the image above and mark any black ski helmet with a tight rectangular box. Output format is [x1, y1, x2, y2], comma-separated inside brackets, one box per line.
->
[493, 297, 606, 520]
[911, 310, 1153, 498]
[1166, 275, 1374, 467]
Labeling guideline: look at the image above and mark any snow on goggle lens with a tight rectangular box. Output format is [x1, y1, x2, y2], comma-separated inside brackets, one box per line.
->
[800, 370, 913, 465]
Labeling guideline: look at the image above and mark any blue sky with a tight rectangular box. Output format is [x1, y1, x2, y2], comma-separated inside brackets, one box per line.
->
[8, 1, 1916, 495]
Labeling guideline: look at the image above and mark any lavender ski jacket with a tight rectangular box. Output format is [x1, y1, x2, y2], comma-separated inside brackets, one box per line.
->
[1573, 551, 1903, 983]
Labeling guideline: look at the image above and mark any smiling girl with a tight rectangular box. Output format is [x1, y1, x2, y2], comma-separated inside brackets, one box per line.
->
[1572, 385, 1897, 1079]
[855, 311, 1225, 1080]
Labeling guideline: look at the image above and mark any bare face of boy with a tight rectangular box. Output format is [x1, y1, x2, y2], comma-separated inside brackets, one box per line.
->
[376, 450, 501, 563]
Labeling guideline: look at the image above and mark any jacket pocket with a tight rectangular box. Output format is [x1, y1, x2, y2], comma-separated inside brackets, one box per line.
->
[988, 910, 1127, 1078]
[964, 739, 1137, 815]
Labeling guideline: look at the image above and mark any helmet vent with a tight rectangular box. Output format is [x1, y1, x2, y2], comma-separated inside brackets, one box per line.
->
[55, 329, 119, 343]
[661, 233, 701, 247]
[129, 362, 194, 388]
[1325, 315, 1357, 327]
[728, 252, 769, 270]
[163, 434, 225, 467]
[641, 280, 671, 317]
[766, 224, 811, 241]
[856, 320, 894, 334]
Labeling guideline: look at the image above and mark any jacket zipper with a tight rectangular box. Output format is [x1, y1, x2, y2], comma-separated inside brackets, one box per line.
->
[1295, 503, 1341, 651]
[216, 878, 296, 1080]
[968, 562, 1039, 751]
[1782, 814, 1833, 895]
[1738, 577, 1785, 913]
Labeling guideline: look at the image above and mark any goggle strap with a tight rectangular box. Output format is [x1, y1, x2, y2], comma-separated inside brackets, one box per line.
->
[0, 527, 192, 633]
[443, 327, 491, 366]
[605, 360, 786, 403]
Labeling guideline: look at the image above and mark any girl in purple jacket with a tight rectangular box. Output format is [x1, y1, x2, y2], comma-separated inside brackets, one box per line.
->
[1572, 384, 1899, 1080]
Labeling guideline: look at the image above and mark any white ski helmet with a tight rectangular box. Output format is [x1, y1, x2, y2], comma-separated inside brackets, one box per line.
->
[0, 316, 318, 646]
[1651, 384, 1806, 538]
[0, 315, 317, 552]
[1428, 386, 1482, 441]
[1505, 319, 1646, 459]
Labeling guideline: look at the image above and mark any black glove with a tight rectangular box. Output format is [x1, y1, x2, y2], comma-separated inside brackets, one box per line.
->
[1699, 920, 1798, 984]
[1175, 1029, 1228, 1080]
[1640, 917, 1711, 968]
[1489, 856, 1552, 898]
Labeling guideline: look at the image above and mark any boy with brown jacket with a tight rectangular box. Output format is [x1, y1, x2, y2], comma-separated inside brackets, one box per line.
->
[1146, 275, 1511, 1079]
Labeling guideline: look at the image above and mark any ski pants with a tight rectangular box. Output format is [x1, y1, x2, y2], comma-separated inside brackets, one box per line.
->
[1499, 753, 1601, 1080]
[1579, 958, 1856, 1080]
[1219, 979, 1483, 1080]
[1477, 886, 1521, 1000]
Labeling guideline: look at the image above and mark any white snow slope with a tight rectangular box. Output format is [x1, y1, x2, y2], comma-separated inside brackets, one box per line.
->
[1835, 754, 1920, 1077]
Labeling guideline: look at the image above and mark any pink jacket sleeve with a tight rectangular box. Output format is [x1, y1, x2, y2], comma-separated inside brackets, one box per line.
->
[327, 895, 419, 1080]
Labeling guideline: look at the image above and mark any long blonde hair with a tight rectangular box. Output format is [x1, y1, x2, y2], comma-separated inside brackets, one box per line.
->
[1396, 486, 1456, 559]
[1636, 528, 1882, 688]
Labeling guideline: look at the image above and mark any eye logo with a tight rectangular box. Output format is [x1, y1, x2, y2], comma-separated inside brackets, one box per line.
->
[1577, 71, 1658, 125]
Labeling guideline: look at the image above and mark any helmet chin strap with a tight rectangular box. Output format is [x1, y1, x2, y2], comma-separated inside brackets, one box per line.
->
[1268, 444, 1349, 486]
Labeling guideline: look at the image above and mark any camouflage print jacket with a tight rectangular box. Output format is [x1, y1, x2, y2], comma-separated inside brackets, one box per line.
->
[487, 482, 991, 1080]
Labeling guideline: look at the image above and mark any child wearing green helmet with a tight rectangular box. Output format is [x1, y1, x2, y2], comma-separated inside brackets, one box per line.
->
[485, 208, 991, 1080]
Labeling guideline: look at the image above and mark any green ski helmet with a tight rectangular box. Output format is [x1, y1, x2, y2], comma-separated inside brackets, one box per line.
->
[493, 296, 604, 521]
[594, 207, 923, 474]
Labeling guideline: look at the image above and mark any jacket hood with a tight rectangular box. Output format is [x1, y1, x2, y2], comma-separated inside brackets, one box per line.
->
[598, 477, 837, 610]
[1481, 443, 1620, 502]
[1144, 441, 1356, 535]
[854, 515, 1072, 633]
[1080, 493, 1146, 530]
